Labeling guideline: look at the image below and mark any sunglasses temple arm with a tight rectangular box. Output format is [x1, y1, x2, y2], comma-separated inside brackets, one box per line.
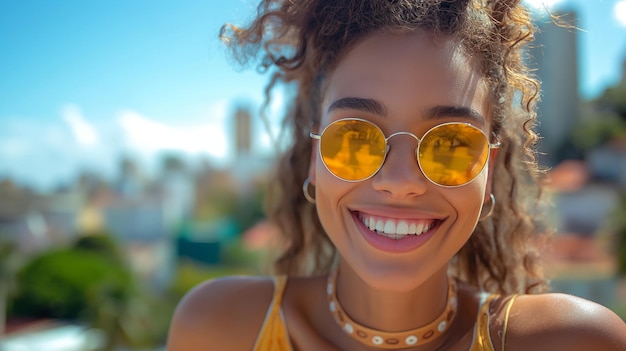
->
[489, 133, 501, 149]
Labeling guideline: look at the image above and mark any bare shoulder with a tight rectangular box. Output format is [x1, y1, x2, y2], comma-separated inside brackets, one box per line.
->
[503, 293, 626, 351]
[166, 275, 276, 351]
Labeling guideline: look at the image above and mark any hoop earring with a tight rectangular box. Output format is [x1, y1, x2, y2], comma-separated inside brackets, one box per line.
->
[479, 193, 495, 221]
[303, 177, 316, 204]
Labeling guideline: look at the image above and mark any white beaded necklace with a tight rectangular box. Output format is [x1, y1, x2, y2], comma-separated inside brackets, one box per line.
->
[326, 267, 458, 349]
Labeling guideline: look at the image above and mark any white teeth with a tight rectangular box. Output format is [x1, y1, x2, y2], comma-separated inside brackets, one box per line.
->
[396, 221, 408, 235]
[415, 222, 424, 235]
[359, 213, 434, 237]
[375, 220, 384, 232]
[383, 221, 395, 234]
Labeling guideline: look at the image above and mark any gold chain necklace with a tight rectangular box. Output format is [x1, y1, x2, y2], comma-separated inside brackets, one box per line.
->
[326, 268, 458, 349]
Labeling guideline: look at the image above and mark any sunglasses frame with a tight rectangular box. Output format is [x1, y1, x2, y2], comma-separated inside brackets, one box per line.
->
[310, 118, 501, 188]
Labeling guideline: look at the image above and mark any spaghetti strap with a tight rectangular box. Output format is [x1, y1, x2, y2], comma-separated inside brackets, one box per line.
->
[273, 276, 288, 305]
[469, 292, 499, 351]
[501, 294, 518, 351]
[252, 276, 292, 351]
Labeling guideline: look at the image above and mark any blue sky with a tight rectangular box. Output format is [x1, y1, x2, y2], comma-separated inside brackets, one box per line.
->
[1, 0, 626, 190]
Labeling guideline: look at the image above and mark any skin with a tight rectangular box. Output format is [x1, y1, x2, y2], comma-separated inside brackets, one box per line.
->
[309, 31, 493, 334]
[167, 32, 626, 351]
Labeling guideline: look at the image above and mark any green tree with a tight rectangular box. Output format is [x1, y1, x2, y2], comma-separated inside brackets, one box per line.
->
[9, 234, 135, 350]
[74, 232, 124, 262]
[568, 76, 626, 154]
[570, 113, 626, 152]
[10, 247, 133, 320]
[613, 195, 626, 277]
[0, 238, 20, 339]
[596, 81, 626, 121]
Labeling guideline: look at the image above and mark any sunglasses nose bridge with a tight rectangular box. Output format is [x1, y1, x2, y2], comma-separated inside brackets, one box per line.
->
[383, 130, 423, 169]
[385, 131, 421, 143]
[385, 131, 421, 155]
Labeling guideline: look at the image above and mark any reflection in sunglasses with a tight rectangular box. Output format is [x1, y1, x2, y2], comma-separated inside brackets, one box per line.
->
[312, 118, 497, 187]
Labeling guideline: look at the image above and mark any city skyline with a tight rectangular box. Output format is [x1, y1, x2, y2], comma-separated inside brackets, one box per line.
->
[1, 0, 626, 190]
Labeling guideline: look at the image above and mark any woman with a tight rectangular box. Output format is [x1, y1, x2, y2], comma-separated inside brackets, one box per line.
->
[167, 1, 626, 350]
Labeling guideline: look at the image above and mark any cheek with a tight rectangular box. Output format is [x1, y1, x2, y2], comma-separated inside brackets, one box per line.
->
[313, 163, 360, 237]
[313, 161, 338, 212]
[465, 174, 488, 221]
[314, 163, 348, 210]
[449, 171, 488, 222]
[313, 174, 344, 246]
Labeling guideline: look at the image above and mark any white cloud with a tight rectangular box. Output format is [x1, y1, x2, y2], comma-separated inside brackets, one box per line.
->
[117, 108, 228, 159]
[0, 138, 30, 158]
[0, 112, 110, 190]
[61, 104, 100, 147]
[616, 1, 626, 27]
[0, 101, 245, 190]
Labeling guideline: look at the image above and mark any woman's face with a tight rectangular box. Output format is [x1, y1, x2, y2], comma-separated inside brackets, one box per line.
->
[309, 31, 496, 291]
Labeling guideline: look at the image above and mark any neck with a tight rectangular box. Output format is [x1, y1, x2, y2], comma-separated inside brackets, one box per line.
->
[327, 262, 458, 349]
[334, 261, 452, 332]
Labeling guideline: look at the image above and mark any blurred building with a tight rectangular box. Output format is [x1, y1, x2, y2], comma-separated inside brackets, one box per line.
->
[530, 10, 580, 166]
[229, 104, 274, 195]
[234, 106, 252, 159]
[0, 182, 81, 254]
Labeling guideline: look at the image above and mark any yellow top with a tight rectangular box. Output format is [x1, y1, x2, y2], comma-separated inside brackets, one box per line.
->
[251, 276, 292, 351]
[253, 276, 514, 351]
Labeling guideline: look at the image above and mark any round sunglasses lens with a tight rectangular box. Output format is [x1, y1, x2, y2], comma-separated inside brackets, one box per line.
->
[418, 124, 489, 186]
[320, 120, 386, 181]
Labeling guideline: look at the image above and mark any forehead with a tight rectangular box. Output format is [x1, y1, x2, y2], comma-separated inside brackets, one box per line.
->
[322, 32, 490, 122]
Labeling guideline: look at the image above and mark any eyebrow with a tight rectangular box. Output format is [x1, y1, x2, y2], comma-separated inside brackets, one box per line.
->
[426, 106, 485, 125]
[326, 97, 387, 116]
[327, 97, 485, 125]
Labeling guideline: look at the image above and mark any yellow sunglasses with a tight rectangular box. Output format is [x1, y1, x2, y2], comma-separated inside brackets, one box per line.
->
[310, 118, 500, 187]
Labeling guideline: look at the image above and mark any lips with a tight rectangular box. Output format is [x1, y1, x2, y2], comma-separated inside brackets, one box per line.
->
[355, 212, 440, 246]
[352, 210, 442, 253]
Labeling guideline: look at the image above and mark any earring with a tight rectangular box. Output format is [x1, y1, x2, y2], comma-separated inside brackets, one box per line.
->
[303, 177, 316, 204]
[479, 193, 495, 221]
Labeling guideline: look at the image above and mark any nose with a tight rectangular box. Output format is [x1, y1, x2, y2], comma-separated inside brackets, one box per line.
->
[371, 135, 429, 198]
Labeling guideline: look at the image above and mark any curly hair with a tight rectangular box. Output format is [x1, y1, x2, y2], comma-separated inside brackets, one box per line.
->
[221, 0, 549, 294]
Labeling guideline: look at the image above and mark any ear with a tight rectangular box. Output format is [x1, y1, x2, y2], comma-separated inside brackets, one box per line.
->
[484, 147, 499, 203]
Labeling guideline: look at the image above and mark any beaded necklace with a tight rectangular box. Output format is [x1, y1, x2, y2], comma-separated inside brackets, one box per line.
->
[326, 268, 458, 349]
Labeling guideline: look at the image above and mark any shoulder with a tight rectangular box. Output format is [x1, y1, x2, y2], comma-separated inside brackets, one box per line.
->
[166, 275, 278, 351]
[501, 293, 626, 351]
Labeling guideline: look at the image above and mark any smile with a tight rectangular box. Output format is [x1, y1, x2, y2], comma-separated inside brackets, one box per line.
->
[357, 212, 437, 239]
